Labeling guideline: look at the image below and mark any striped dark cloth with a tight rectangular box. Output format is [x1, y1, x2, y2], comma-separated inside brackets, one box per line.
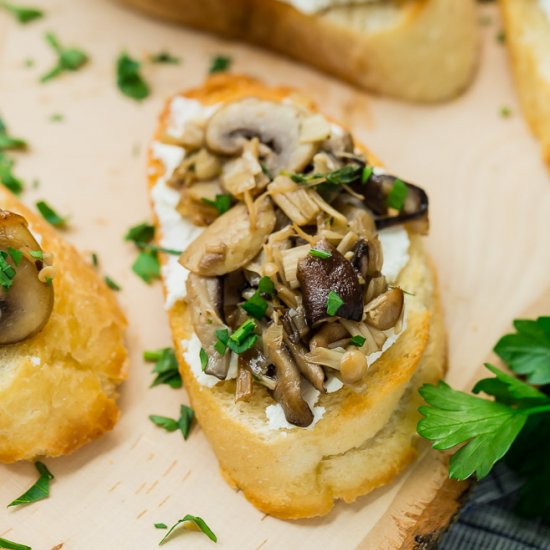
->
[439, 463, 550, 549]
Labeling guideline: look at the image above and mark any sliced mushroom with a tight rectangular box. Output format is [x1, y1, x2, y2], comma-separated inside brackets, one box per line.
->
[240, 345, 276, 390]
[186, 273, 230, 379]
[205, 98, 316, 175]
[263, 323, 313, 427]
[222, 270, 248, 327]
[0, 210, 54, 345]
[180, 194, 276, 276]
[235, 361, 253, 402]
[350, 237, 383, 279]
[297, 239, 363, 327]
[309, 322, 350, 350]
[177, 180, 225, 226]
[364, 288, 404, 331]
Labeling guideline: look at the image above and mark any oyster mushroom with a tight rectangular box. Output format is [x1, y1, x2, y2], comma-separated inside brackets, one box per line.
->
[186, 273, 230, 379]
[0, 210, 54, 345]
[364, 288, 404, 331]
[180, 195, 276, 277]
[297, 239, 363, 327]
[205, 98, 316, 175]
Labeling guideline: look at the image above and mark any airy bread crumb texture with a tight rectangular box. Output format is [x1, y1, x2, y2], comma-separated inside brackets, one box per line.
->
[149, 75, 446, 519]
[0, 188, 128, 463]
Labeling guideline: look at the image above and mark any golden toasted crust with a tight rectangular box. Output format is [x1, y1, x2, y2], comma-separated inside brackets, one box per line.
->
[120, 0, 478, 102]
[0, 189, 128, 463]
[500, 0, 550, 167]
[148, 75, 446, 518]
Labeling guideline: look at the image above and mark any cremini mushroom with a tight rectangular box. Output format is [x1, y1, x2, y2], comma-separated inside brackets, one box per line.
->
[297, 239, 363, 326]
[364, 288, 404, 331]
[180, 195, 276, 277]
[186, 273, 230, 379]
[205, 98, 317, 175]
[0, 210, 54, 345]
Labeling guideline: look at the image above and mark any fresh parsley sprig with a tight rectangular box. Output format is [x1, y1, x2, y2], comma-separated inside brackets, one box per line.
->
[209, 54, 231, 74]
[0, 1, 43, 24]
[117, 52, 150, 101]
[41, 32, 89, 83]
[0, 536, 31, 550]
[8, 461, 54, 507]
[36, 200, 67, 227]
[149, 404, 194, 440]
[159, 514, 217, 545]
[144, 347, 182, 389]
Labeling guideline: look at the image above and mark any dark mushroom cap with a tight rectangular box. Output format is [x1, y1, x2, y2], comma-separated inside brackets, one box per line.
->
[297, 239, 363, 327]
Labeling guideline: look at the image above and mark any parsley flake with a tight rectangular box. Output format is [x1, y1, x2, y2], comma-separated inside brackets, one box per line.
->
[117, 52, 150, 100]
[258, 276, 275, 296]
[309, 248, 331, 260]
[132, 250, 160, 283]
[144, 347, 182, 389]
[0, 156, 24, 194]
[349, 335, 366, 347]
[7, 247, 22, 266]
[0, 537, 31, 550]
[326, 290, 344, 316]
[36, 200, 67, 227]
[361, 165, 373, 183]
[41, 32, 89, 83]
[199, 348, 208, 371]
[150, 51, 180, 64]
[0, 251, 16, 290]
[149, 405, 194, 440]
[125, 222, 155, 245]
[8, 461, 54, 507]
[159, 514, 217, 545]
[242, 292, 268, 320]
[386, 178, 408, 211]
[155, 523, 168, 530]
[104, 276, 121, 291]
[201, 193, 232, 215]
[209, 54, 231, 74]
[0, 1, 43, 24]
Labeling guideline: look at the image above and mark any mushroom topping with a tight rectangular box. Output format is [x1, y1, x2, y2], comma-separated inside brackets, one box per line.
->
[263, 323, 313, 427]
[186, 273, 230, 379]
[350, 237, 383, 280]
[309, 322, 349, 350]
[0, 210, 54, 345]
[205, 98, 316, 175]
[235, 361, 253, 402]
[339, 349, 368, 385]
[364, 288, 404, 331]
[180, 195, 276, 277]
[297, 239, 363, 327]
[240, 346, 276, 390]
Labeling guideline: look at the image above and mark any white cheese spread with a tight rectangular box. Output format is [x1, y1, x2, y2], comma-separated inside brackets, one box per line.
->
[279, 0, 379, 14]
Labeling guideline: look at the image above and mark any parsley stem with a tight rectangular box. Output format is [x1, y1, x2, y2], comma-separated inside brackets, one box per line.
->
[522, 404, 550, 416]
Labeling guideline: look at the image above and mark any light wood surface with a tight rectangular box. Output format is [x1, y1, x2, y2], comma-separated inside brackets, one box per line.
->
[0, 1, 549, 548]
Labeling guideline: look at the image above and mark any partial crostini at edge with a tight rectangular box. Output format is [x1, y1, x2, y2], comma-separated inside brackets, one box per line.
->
[147, 75, 446, 519]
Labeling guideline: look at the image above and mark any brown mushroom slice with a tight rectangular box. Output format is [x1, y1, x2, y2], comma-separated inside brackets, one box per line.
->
[364, 288, 404, 331]
[0, 210, 54, 345]
[186, 273, 230, 379]
[240, 346, 276, 390]
[297, 239, 363, 327]
[179, 195, 276, 277]
[205, 98, 316, 175]
[309, 322, 350, 350]
[350, 237, 383, 279]
[235, 361, 253, 402]
[263, 323, 313, 427]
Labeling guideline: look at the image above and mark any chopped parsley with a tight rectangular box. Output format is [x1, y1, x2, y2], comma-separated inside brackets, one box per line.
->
[0, 119, 27, 151]
[132, 250, 160, 283]
[0, 251, 16, 290]
[117, 52, 150, 101]
[155, 523, 168, 530]
[8, 461, 54, 507]
[361, 165, 373, 183]
[125, 222, 155, 245]
[386, 178, 408, 211]
[349, 335, 366, 347]
[150, 51, 180, 64]
[241, 292, 268, 320]
[159, 514, 217, 545]
[199, 348, 208, 371]
[0, 537, 31, 550]
[104, 276, 121, 291]
[0, 1, 43, 24]
[202, 193, 233, 215]
[7, 247, 22, 265]
[500, 106, 512, 119]
[41, 32, 89, 83]
[258, 275, 275, 296]
[49, 113, 64, 122]
[215, 320, 257, 355]
[144, 347, 182, 389]
[0, 155, 24, 195]
[309, 248, 332, 260]
[326, 290, 344, 316]
[91, 252, 99, 267]
[291, 164, 362, 188]
[36, 200, 67, 227]
[149, 405, 194, 440]
[209, 54, 232, 74]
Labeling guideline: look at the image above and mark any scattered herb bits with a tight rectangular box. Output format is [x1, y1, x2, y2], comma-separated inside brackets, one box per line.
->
[8, 461, 54, 507]
[132, 250, 160, 283]
[149, 405, 194, 440]
[149, 414, 179, 432]
[326, 290, 344, 316]
[0, 1, 43, 24]
[41, 32, 89, 83]
[349, 335, 366, 347]
[258, 276, 275, 296]
[0, 156, 24, 195]
[125, 222, 155, 245]
[386, 178, 408, 211]
[150, 51, 180, 64]
[104, 276, 121, 291]
[159, 514, 217, 545]
[117, 52, 150, 101]
[49, 113, 64, 123]
[201, 193, 232, 215]
[309, 248, 332, 260]
[155, 523, 168, 530]
[199, 348, 208, 371]
[36, 200, 66, 227]
[143, 347, 182, 389]
[0, 537, 31, 550]
[209, 54, 231, 74]
[241, 292, 268, 320]
[361, 165, 373, 183]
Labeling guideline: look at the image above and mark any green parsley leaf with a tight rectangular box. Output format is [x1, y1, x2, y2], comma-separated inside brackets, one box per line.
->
[104, 276, 121, 291]
[326, 290, 344, 316]
[0, 156, 24, 194]
[309, 248, 332, 260]
[500, 106, 512, 118]
[155, 523, 168, 530]
[7, 247, 22, 266]
[36, 200, 66, 227]
[0, 133, 27, 151]
[132, 250, 160, 283]
[41, 32, 89, 83]
[361, 165, 373, 183]
[215, 322, 257, 355]
[325, 164, 362, 185]
[0, 537, 31, 550]
[494, 317, 550, 384]
[231, 319, 256, 345]
[214, 329, 229, 355]
[349, 335, 366, 347]
[258, 276, 275, 296]
[8, 461, 54, 507]
[241, 292, 268, 320]
[49, 113, 64, 122]
[386, 178, 408, 211]
[209, 54, 231, 74]
[91, 252, 99, 267]
[139, 243, 182, 256]
[125, 222, 155, 244]
[159, 514, 217, 545]
[0, 251, 16, 290]
[199, 348, 208, 372]
[150, 51, 180, 64]
[178, 404, 194, 440]
[29, 250, 43, 259]
[144, 347, 182, 389]
[149, 414, 179, 432]
[201, 193, 232, 215]
[497, 30, 506, 44]
[117, 52, 150, 100]
[0, 1, 43, 24]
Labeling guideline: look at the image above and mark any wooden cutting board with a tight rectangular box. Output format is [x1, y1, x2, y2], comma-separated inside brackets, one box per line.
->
[0, 1, 549, 549]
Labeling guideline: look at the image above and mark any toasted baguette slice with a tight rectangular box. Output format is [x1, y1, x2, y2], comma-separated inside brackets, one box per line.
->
[500, 0, 550, 167]
[0, 188, 128, 463]
[121, 0, 478, 102]
[147, 75, 446, 518]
